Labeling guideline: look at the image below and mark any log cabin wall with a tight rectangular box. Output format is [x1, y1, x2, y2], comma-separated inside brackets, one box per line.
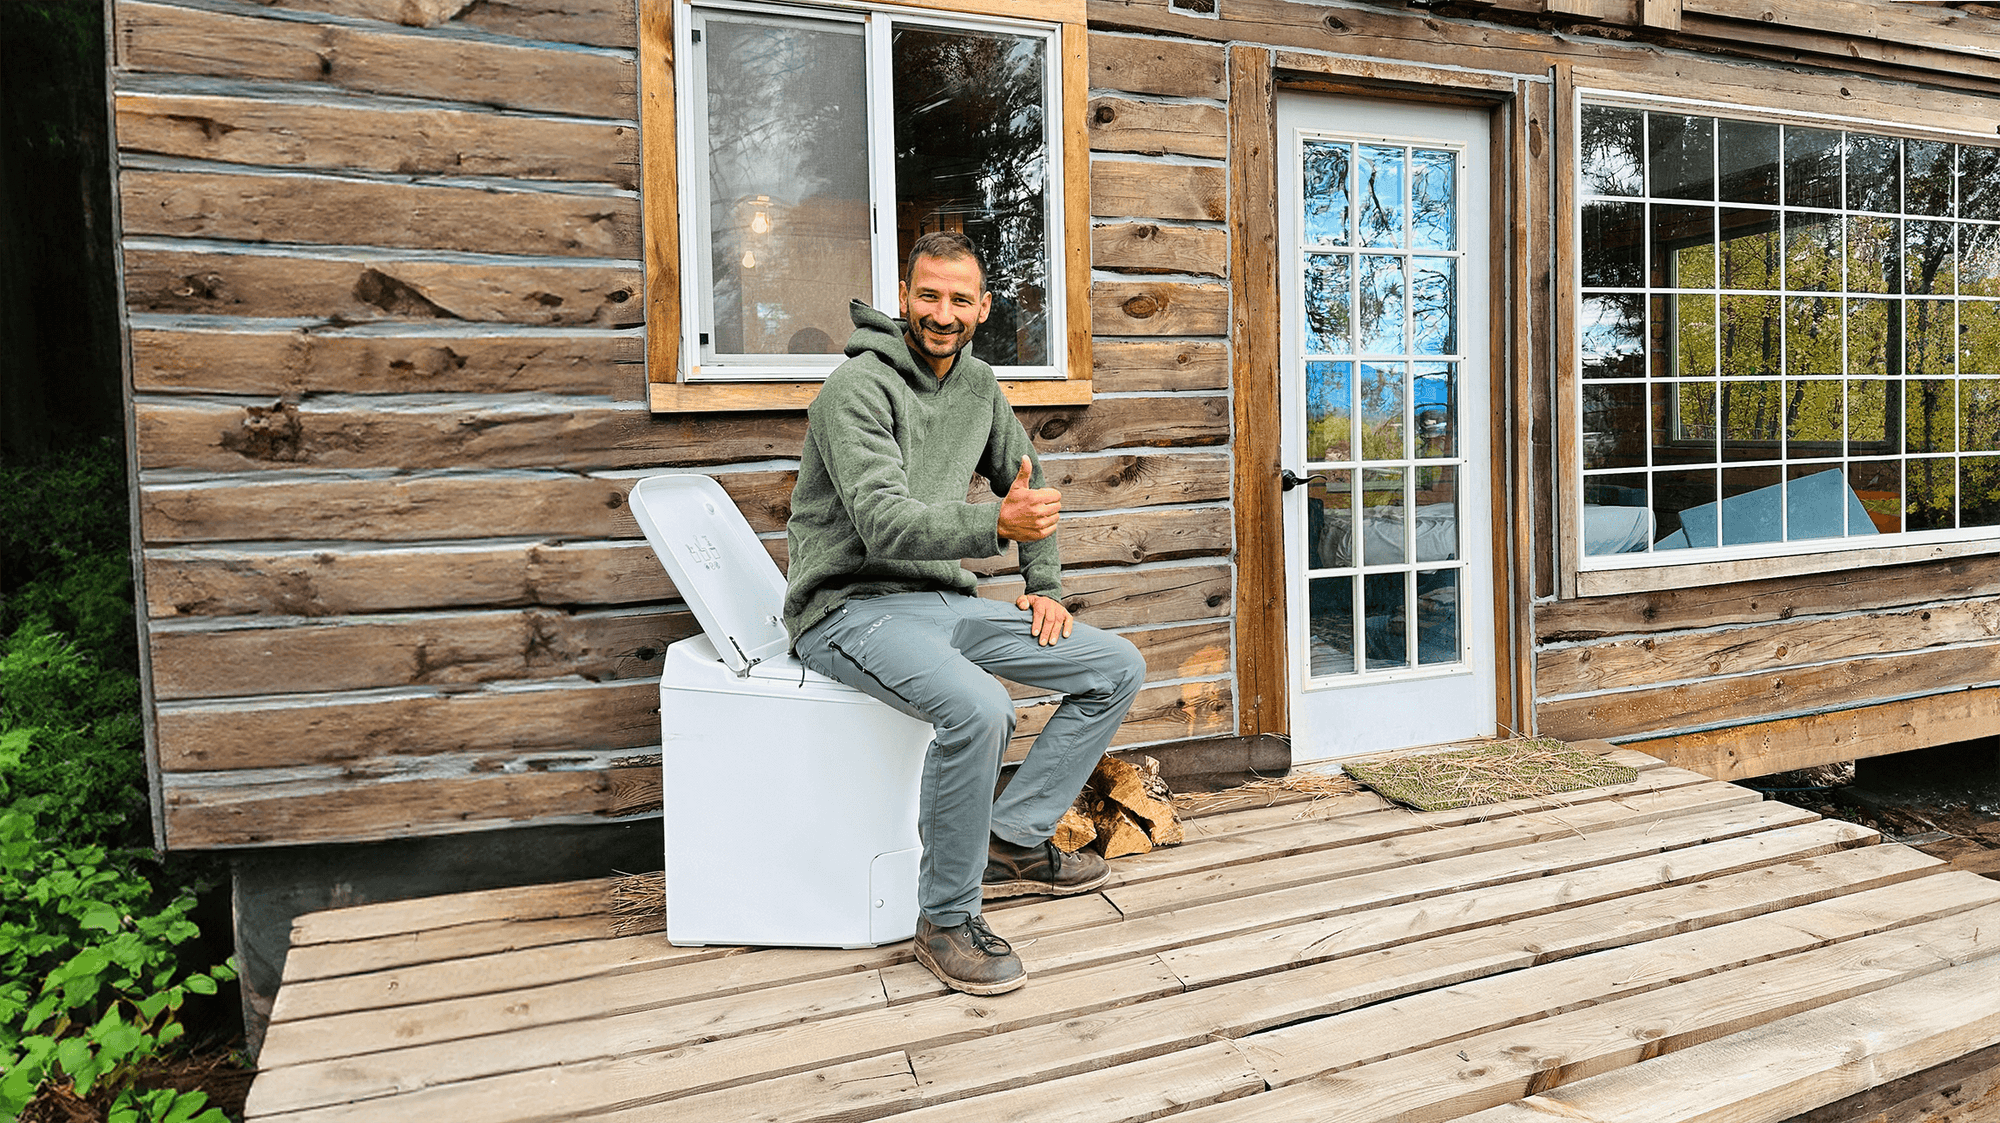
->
[113, 0, 2000, 850]
[114, 0, 1237, 850]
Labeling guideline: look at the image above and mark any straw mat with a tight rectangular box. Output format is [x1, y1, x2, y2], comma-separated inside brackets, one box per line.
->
[1341, 738, 1639, 812]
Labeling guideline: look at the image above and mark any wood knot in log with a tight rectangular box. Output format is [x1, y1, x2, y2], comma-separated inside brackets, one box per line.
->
[221, 400, 306, 463]
[1121, 292, 1163, 319]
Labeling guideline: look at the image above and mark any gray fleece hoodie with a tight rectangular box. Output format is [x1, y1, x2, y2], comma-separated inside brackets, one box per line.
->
[783, 300, 1063, 647]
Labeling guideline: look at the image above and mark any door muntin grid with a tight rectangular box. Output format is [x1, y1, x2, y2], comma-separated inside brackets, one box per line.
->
[1296, 132, 1471, 685]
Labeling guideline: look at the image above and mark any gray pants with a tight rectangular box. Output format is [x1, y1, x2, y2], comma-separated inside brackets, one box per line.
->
[795, 591, 1146, 926]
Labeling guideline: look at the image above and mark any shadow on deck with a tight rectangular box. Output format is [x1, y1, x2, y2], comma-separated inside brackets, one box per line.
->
[242, 750, 2000, 1123]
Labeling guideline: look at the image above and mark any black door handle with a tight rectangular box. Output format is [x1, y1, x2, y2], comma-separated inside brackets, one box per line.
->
[1280, 468, 1325, 492]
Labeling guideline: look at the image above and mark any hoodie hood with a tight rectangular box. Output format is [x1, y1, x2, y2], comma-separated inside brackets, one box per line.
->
[844, 300, 937, 391]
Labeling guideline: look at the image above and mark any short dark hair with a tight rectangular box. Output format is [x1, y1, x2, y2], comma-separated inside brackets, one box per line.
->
[904, 231, 986, 292]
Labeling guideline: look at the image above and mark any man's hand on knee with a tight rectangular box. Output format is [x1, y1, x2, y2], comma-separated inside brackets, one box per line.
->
[1016, 593, 1073, 646]
[997, 455, 1062, 542]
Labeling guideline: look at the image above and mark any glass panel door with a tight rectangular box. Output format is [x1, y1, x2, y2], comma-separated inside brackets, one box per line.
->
[1278, 94, 1496, 761]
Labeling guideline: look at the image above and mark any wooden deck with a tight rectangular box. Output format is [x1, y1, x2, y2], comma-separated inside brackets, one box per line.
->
[244, 751, 2000, 1123]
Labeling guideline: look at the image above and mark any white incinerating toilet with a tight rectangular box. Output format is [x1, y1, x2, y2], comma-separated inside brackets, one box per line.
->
[628, 473, 934, 949]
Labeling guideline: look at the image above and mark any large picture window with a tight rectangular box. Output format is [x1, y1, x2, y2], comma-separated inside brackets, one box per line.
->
[1575, 101, 2000, 567]
[642, 0, 1091, 410]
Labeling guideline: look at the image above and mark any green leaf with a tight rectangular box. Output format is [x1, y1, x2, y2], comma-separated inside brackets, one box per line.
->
[183, 973, 217, 996]
[53, 1034, 91, 1076]
[160, 1088, 212, 1123]
[79, 901, 123, 933]
[94, 1018, 144, 1061]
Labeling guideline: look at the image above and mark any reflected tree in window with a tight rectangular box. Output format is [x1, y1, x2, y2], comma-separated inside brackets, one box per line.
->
[894, 26, 1050, 366]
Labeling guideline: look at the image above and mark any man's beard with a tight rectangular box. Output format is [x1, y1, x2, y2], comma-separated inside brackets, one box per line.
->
[910, 317, 975, 361]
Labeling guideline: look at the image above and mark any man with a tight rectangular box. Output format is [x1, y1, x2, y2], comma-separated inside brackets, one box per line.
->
[786, 232, 1146, 996]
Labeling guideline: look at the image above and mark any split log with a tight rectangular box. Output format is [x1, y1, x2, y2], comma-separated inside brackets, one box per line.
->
[121, 243, 642, 325]
[1091, 160, 1227, 222]
[115, 1, 637, 119]
[116, 89, 638, 186]
[1093, 222, 1228, 277]
[1088, 96, 1227, 159]
[1087, 32, 1226, 98]
[1089, 281, 1231, 337]
[1090, 339, 1230, 393]
[130, 323, 641, 397]
[227, 0, 637, 49]
[121, 168, 641, 258]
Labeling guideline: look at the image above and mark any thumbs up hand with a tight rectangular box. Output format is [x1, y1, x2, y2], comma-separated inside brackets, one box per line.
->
[997, 454, 1062, 542]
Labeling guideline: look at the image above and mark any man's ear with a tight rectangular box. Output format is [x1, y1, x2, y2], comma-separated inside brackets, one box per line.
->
[976, 291, 993, 324]
[897, 280, 910, 319]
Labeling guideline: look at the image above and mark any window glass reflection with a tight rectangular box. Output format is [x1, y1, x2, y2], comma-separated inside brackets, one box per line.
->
[1580, 105, 1644, 196]
[1845, 134, 1901, 215]
[1358, 145, 1405, 248]
[704, 16, 871, 357]
[1785, 128, 1842, 209]
[1584, 383, 1646, 469]
[1359, 256, 1406, 353]
[1303, 140, 1353, 246]
[1415, 364, 1456, 459]
[1908, 456, 1957, 531]
[1582, 202, 1643, 287]
[1582, 294, 1643, 379]
[1415, 569, 1460, 665]
[1907, 140, 1954, 218]
[1410, 257, 1456, 355]
[1785, 379, 1843, 459]
[1305, 254, 1353, 355]
[1411, 149, 1457, 250]
[1306, 360, 1354, 463]
[1649, 114, 1714, 201]
[1718, 119, 1780, 204]
[1845, 216, 1901, 296]
[893, 24, 1051, 367]
[1905, 221, 1955, 295]
[1652, 205, 1715, 288]
[1785, 296, 1840, 378]
[1360, 364, 1407, 461]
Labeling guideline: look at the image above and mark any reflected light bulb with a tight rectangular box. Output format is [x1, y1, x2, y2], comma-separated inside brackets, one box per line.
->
[750, 211, 771, 235]
[741, 249, 757, 269]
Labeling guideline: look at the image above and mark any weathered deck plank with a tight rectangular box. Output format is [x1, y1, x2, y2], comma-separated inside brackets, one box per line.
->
[244, 759, 2000, 1123]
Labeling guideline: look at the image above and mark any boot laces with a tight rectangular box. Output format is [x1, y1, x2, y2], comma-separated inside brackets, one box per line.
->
[965, 915, 1012, 956]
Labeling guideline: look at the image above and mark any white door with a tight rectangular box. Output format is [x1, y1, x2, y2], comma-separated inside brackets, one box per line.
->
[1277, 93, 1497, 762]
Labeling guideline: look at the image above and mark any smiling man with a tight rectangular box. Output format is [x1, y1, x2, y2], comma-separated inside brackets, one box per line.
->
[785, 231, 1145, 996]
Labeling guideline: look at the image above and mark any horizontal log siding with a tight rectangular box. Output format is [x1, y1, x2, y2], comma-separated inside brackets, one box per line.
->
[118, 4, 1242, 847]
[1533, 556, 2000, 753]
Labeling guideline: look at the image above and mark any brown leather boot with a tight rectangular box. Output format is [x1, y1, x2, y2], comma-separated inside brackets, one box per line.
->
[983, 835, 1110, 900]
[913, 914, 1027, 995]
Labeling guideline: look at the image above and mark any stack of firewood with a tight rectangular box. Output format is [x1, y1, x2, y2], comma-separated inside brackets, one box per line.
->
[1054, 754, 1184, 858]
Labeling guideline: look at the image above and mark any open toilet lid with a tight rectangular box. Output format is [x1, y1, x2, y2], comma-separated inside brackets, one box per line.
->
[628, 474, 790, 675]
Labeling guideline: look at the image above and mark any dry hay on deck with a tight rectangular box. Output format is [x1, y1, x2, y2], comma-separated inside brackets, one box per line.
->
[1169, 768, 1362, 814]
[1342, 738, 1639, 812]
[610, 871, 666, 937]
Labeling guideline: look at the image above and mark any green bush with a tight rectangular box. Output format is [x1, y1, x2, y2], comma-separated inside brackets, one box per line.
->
[0, 806, 234, 1122]
[0, 437, 137, 671]
[1, 621, 147, 851]
[1, 440, 238, 1121]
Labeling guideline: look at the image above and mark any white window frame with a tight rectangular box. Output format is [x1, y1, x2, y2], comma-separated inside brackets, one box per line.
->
[1569, 88, 2000, 596]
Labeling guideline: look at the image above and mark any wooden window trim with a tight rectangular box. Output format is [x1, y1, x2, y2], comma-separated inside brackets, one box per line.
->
[640, 0, 1092, 413]
[1557, 77, 2000, 598]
